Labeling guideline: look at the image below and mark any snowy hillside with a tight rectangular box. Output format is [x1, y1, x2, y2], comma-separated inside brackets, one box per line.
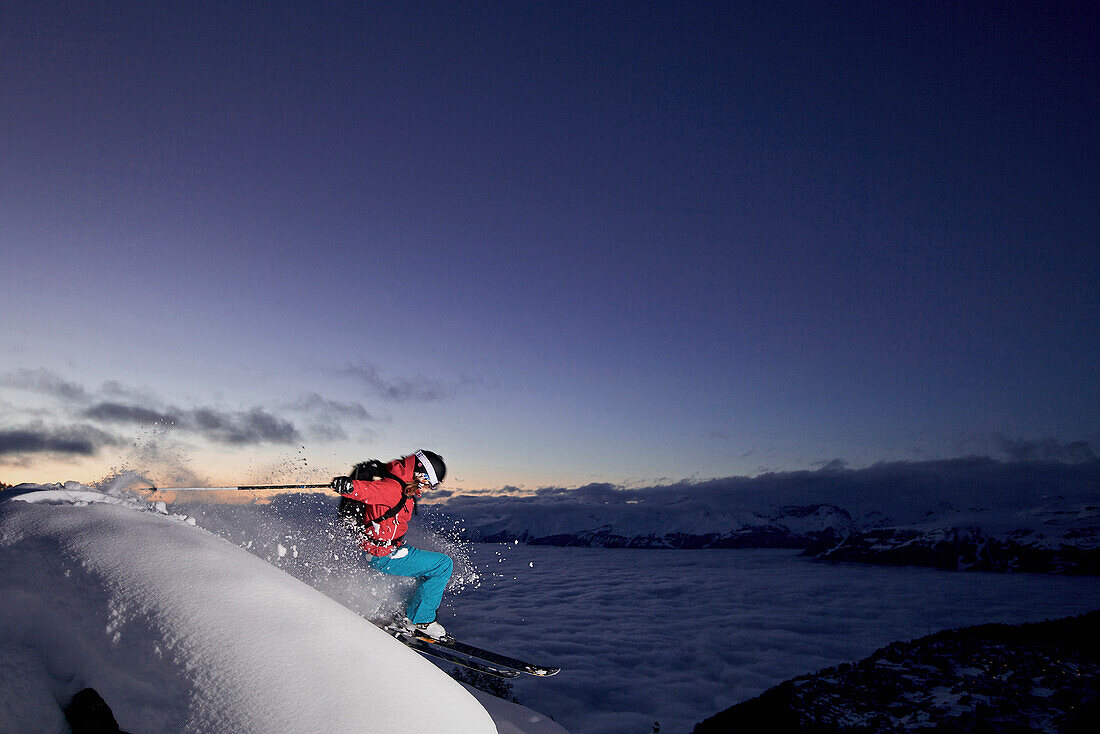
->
[804, 501, 1100, 574]
[0, 484, 564, 734]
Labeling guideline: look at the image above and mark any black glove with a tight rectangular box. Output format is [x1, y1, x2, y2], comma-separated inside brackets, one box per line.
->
[331, 476, 354, 494]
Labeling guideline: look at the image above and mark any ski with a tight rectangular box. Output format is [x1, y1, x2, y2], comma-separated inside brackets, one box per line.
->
[374, 621, 560, 677]
[408, 630, 561, 677]
[397, 634, 521, 679]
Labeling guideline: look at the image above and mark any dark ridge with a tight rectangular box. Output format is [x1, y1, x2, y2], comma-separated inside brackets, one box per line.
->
[694, 611, 1100, 733]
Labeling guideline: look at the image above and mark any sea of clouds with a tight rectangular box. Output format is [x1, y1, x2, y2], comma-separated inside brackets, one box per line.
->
[178, 490, 1100, 734]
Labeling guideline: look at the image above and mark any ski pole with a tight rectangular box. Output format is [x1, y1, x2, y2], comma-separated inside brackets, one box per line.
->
[136, 483, 333, 492]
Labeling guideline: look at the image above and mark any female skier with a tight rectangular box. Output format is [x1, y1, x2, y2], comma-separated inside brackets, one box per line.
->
[330, 450, 452, 639]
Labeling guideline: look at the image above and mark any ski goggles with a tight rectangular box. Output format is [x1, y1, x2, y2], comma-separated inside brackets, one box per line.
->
[414, 450, 441, 488]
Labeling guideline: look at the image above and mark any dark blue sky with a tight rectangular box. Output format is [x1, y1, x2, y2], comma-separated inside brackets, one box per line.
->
[2, 1, 1097, 488]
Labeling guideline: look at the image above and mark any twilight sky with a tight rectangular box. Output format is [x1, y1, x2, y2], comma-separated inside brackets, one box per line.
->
[2, 1, 1097, 491]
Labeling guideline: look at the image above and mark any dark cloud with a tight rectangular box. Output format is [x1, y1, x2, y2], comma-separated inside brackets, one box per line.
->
[83, 401, 302, 446]
[231, 408, 300, 444]
[187, 407, 301, 445]
[2, 369, 376, 452]
[445, 456, 1100, 524]
[340, 364, 478, 402]
[281, 393, 376, 442]
[539, 482, 620, 502]
[287, 393, 374, 420]
[997, 437, 1097, 464]
[0, 424, 118, 458]
[307, 423, 348, 441]
[191, 408, 229, 432]
[98, 380, 162, 405]
[0, 368, 89, 402]
[83, 402, 181, 425]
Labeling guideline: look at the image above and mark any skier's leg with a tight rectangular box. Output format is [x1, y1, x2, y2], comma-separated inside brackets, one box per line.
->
[368, 546, 453, 624]
[403, 547, 453, 623]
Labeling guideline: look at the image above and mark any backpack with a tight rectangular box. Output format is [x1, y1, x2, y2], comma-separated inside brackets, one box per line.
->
[337, 459, 415, 527]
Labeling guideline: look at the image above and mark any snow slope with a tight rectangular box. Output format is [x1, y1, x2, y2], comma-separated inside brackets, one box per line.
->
[0, 484, 560, 734]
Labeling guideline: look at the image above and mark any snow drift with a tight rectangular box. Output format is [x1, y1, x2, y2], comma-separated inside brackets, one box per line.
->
[0, 485, 499, 734]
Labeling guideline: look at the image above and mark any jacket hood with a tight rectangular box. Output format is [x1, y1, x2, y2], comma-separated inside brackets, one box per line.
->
[389, 455, 418, 483]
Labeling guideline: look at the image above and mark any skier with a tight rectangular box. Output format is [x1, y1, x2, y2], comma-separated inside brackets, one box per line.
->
[331, 450, 452, 639]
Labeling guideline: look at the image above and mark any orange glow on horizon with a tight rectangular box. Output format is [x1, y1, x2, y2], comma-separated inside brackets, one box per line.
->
[132, 487, 332, 505]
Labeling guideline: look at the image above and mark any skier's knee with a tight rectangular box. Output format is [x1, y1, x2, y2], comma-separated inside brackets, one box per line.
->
[439, 554, 453, 580]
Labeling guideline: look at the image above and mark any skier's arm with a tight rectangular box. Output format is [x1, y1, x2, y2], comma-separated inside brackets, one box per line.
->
[332, 476, 397, 504]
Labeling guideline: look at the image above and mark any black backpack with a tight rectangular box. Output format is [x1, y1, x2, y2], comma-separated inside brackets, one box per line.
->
[337, 459, 414, 527]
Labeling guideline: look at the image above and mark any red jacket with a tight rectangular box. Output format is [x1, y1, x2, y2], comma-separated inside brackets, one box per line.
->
[337, 455, 421, 556]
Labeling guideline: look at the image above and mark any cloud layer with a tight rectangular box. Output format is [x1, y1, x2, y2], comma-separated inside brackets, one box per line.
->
[0, 368, 89, 402]
[0, 424, 119, 458]
[340, 363, 479, 402]
[82, 402, 302, 445]
[442, 455, 1100, 530]
[997, 437, 1098, 463]
[0, 369, 379, 466]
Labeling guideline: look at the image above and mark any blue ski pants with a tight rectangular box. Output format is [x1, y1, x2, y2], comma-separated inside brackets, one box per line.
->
[368, 545, 453, 624]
